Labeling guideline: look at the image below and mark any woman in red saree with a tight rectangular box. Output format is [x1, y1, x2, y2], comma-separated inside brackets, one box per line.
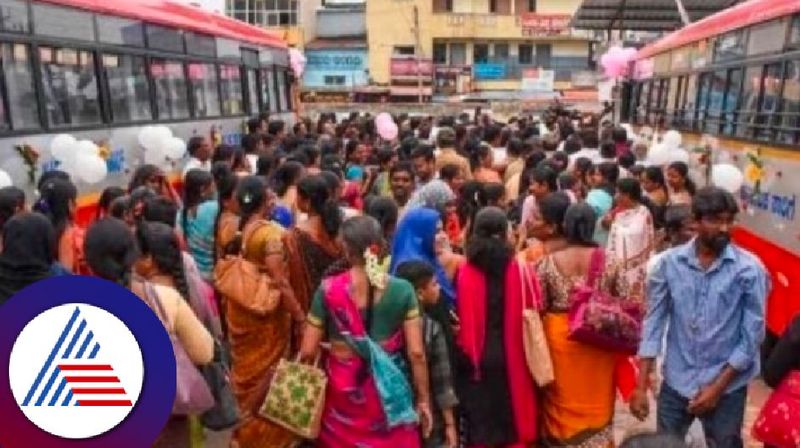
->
[299, 216, 432, 448]
[456, 206, 539, 447]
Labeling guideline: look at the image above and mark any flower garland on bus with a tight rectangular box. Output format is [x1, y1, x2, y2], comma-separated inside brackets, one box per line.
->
[13, 144, 40, 185]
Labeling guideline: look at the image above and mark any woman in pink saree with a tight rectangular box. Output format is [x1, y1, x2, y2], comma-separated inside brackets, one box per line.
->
[299, 216, 432, 447]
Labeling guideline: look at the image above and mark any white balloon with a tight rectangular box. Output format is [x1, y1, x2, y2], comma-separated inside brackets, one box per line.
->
[49, 134, 76, 162]
[77, 154, 108, 184]
[668, 148, 690, 164]
[711, 164, 744, 194]
[138, 125, 156, 150]
[661, 129, 683, 149]
[74, 140, 99, 157]
[662, 130, 682, 149]
[153, 125, 173, 143]
[162, 137, 186, 160]
[646, 143, 671, 166]
[0, 169, 11, 188]
[144, 145, 168, 166]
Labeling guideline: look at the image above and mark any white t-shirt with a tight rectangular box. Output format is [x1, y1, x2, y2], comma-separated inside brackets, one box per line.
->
[568, 148, 599, 170]
[182, 158, 211, 177]
[246, 154, 259, 175]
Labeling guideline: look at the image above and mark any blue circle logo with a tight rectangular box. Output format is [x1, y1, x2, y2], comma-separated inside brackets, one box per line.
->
[0, 276, 176, 447]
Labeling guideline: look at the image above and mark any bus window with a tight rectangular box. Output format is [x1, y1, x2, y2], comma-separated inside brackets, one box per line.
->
[636, 81, 650, 126]
[1, 43, 40, 130]
[264, 68, 278, 113]
[666, 77, 680, 127]
[33, 4, 95, 42]
[721, 68, 743, 136]
[103, 54, 152, 123]
[704, 70, 727, 134]
[39, 47, 101, 127]
[0, 0, 30, 33]
[151, 59, 190, 120]
[696, 72, 712, 132]
[737, 66, 762, 139]
[277, 69, 288, 112]
[147, 25, 185, 54]
[220, 65, 244, 116]
[755, 63, 783, 141]
[779, 60, 800, 145]
[791, 16, 800, 46]
[98, 16, 145, 47]
[188, 63, 221, 118]
[245, 68, 259, 114]
[682, 74, 698, 129]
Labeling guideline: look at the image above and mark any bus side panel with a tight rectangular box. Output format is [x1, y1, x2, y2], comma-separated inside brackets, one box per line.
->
[733, 226, 800, 336]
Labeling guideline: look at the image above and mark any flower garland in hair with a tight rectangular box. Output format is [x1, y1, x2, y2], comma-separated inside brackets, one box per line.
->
[364, 243, 390, 290]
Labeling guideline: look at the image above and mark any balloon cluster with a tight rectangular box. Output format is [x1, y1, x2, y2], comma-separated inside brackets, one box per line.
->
[600, 46, 637, 78]
[0, 170, 11, 188]
[289, 48, 306, 78]
[49, 134, 108, 184]
[646, 130, 688, 166]
[375, 112, 398, 141]
[138, 125, 186, 170]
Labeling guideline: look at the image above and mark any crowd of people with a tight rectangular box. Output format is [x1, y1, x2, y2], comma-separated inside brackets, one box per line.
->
[0, 104, 796, 448]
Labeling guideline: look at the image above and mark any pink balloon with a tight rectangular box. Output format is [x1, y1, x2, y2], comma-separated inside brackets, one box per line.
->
[600, 46, 636, 78]
[289, 48, 306, 77]
[378, 120, 398, 141]
[376, 112, 393, 126]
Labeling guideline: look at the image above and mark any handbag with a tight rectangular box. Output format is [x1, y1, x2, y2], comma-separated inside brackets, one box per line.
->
[213, 220, 281, 316]
[568, 248, 643, 355]
[752, 370, 800, 448]
[142, 282, 215, 415]
[200, 340, 240, 430]
[258, 355, 327, 439]
[518, 261, 554, 387]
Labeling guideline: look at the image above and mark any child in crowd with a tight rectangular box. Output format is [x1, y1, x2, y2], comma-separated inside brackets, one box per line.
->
[395, 260, 459, 448]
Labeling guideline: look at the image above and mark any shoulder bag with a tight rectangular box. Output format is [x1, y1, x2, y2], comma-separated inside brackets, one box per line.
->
[519, 261, 554, 387]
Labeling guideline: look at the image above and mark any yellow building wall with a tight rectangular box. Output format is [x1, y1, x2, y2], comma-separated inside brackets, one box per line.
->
[367, 0, 590, 85]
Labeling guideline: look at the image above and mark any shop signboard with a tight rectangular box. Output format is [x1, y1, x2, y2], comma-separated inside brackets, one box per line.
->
[520, 13, 571, 37]
[521, 68, 554, 92]
[434, 65, 472, 94]
[474, 63, 506, 80]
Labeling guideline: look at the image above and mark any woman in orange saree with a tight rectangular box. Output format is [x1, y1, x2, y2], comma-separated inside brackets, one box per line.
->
[222, 177, 305, 448]
[536, 203, 629, 448]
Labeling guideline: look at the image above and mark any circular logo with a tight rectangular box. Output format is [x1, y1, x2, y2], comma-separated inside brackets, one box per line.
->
[0, 276, 176, 448]
[9, 304, 145, 439]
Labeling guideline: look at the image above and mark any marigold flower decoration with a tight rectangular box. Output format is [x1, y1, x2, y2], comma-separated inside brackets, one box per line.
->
[364, 243, 390, 290]
[97, 141, 112, 161]
[13, 143, 40, 185]
[745, 148, 766, 194]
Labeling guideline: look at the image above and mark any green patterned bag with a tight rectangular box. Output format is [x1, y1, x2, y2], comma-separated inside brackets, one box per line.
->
[258, 357, 327, 439]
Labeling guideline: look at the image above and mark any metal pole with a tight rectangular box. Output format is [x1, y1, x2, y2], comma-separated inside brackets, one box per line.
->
[414, 5, 423, 104]
[675, 0, 691, 25]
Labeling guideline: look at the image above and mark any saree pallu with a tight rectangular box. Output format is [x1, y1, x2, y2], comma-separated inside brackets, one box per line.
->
[541, 314, 615, 448]
[317, 271, 419, 448]
[228, 223, 297, 448]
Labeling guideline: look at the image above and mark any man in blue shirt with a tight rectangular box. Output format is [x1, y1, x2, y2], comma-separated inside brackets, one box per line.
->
[630, 187, 768, 447]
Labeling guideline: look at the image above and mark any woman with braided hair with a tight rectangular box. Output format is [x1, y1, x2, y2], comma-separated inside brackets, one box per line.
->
[84, 218, 212, 447]
[222, 176, 303, 448]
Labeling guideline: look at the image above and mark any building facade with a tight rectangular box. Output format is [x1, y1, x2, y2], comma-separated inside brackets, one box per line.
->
[225, 0, 321, 49]
[366, 0, 596, 100]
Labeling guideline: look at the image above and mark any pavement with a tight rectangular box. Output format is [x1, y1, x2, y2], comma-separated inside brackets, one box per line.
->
[613, 380, 770, 447]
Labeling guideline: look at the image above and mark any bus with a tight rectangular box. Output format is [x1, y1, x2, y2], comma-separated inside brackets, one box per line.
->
[623, 0, 800, 339]
[0, 0, 293, 222]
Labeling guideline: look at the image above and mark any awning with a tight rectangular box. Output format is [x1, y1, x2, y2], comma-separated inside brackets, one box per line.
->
[570, 0, 737, 31]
